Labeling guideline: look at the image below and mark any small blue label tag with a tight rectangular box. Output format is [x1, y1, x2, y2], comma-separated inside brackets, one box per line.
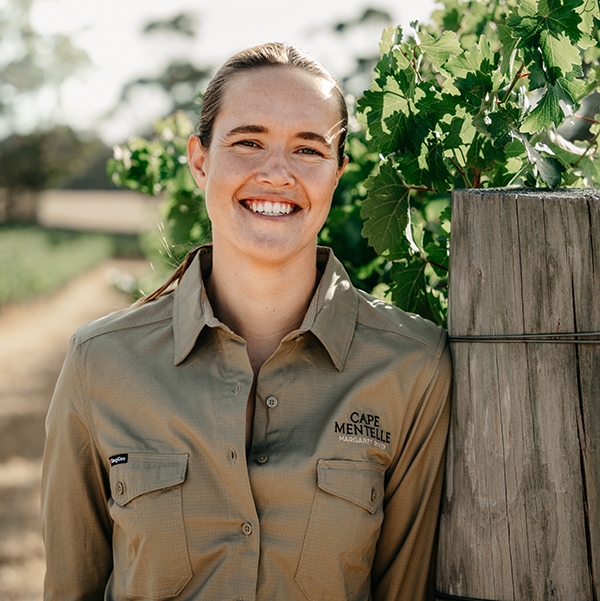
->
[109, 454, 128, 466]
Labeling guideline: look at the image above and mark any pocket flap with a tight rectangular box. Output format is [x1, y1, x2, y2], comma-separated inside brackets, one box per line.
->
[317, 459, 385, 514]
[110, 452, 189, 506]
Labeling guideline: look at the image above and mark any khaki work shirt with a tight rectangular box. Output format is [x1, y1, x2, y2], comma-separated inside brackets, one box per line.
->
[42, 246, 451, 601]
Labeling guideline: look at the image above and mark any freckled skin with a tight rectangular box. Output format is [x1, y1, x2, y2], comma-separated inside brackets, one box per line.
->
[187, 66, 347, 269]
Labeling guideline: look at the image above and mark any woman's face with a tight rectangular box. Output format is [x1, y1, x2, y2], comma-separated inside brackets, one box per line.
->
[188, 66, 347, 267]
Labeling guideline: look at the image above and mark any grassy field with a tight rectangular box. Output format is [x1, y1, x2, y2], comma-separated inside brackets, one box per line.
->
[0, 224, 143, 305]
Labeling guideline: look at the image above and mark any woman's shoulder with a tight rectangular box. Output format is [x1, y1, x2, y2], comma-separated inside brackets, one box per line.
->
[72, 293, 174, 347]
[354, 288, 446, 355]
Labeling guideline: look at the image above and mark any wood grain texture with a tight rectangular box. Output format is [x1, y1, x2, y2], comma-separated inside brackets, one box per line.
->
[437, 189, 600, 601]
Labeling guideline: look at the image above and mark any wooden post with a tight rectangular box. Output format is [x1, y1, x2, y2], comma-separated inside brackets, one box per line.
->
[437, 189, 600, 601]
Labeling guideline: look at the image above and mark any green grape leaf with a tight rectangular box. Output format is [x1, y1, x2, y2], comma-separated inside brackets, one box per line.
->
[425, 240, 449, 277]
[453, 70, 495, 112]
[376, 26, 404, 76]
[390, 258, 428, 314]
[591, 113, 600, 137]
[440, 110, 477, 151]
[446, 35, 496, 78]
[426, 290, 448, 329]
[414, 86, 460, 123]
[539, 30, 582, 83]
[536, 154, 567, 188]
[576, 153, 600, 186]
[418, 30, 462, 73]
[357, 76, 409, 148]
[394, 148, 426, 188]
[507, 4, 541, 49]
[578, 0, 600, 34]
[379, 25, 398, 56]
[561, 70, 587, 103]
[521, 82, 566, 133]
[497, 22, 519, 75]
[361, 162, 409, 254]
[486, 113, 517, 147]
[426, 141, 454, 192]
[538, 0, 584, 41]
[383, 237, 412, 261]
[512, 131, 566, 187]
[439, 206, 452, 224]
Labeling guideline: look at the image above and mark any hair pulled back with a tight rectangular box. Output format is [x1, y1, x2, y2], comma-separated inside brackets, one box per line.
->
[199, 42, 348, 169]
[137, 42, 347, 305]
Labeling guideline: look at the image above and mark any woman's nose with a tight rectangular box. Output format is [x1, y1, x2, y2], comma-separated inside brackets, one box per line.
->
[255, 149, 295, 187]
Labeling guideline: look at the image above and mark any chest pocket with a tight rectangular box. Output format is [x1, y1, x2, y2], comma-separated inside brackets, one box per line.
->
[295, 459, 386, 601]
[109, 452, 192, 599]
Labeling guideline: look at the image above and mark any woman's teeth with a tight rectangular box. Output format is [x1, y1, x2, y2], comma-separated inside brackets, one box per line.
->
[247, 200, 294, 216]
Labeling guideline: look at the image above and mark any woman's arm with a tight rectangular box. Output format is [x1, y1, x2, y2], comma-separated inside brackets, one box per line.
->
[41, 338, 113, 601]
[371, 342, 452, 601]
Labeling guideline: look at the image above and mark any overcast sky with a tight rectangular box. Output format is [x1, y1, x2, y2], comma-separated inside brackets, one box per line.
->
[28, 0, 438, 142]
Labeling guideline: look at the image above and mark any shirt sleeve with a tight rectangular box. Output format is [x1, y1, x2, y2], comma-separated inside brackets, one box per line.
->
[371, 339, 452, 601]
[41, 336, 113, 601]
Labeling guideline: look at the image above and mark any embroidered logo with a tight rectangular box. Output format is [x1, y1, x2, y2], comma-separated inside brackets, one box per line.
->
[334, 412, 391, 450]
[109, 454, 128, 466]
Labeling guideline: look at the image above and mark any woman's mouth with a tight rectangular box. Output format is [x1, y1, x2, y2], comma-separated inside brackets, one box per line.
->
[243, 200, 297, 216]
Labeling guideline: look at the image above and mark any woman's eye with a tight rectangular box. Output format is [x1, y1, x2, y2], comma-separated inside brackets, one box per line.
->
[233, 140, 259, 148]
[298, 147, 323, 156]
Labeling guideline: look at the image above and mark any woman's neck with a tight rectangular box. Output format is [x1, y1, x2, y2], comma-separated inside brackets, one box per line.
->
[205, 243, 318, 373]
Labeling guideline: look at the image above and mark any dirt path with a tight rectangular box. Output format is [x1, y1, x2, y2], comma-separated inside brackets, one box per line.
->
[0, 258, 150, 601]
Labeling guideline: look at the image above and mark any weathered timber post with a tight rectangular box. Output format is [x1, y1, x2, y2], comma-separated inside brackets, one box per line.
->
[437, 189, 600, 601]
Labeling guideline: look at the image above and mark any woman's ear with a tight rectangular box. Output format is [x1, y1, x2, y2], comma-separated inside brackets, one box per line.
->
[187, 134, 208, 190]
[335, 154, 349, 186]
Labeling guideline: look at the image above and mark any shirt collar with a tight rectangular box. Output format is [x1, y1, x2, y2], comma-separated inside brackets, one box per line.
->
[172, 245, 358, 371]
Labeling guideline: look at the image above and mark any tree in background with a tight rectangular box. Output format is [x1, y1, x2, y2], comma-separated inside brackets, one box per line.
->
[0, 0, 88, 137]
[105, 11, 213, 130]
[0, 0, 115, 220]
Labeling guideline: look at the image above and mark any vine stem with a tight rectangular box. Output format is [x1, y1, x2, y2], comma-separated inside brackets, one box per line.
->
[407, 185, 438, 193]
[572, 134, 598, 169]
[425, 258, 448, 272]
[500, 61, 525, 104]
[569, 114, 599, 169]
[449, 157, 473, 187]
[575, 115, 600, 124]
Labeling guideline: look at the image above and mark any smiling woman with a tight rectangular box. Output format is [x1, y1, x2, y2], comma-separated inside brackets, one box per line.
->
[41, 42, 451, 601]
[189, 67, 346, 285]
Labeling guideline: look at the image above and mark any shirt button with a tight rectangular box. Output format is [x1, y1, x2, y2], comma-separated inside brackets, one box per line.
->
[371, 488, 377, 502]
[265, 395, 278, 408]
[241, 521, 253, 536]
[256, 454, 268, 464]
[116, 482, 124, 496]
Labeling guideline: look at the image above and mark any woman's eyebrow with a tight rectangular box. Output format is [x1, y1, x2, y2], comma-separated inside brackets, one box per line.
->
[296, 131, 333, 149]
[226, 124, 268, 137]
